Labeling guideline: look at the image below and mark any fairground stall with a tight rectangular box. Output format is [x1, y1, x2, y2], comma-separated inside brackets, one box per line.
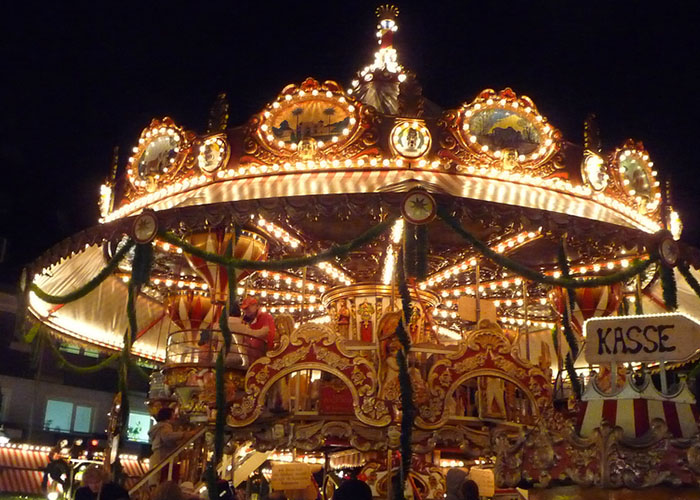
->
[22, 5, 700, 500]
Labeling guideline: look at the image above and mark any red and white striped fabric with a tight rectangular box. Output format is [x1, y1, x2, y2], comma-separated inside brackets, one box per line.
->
[143, 168, 650, 231]
[578, 399, 699, 439]
[0, 468, 45, 494]
[120, 457, 149, 478]
[0, 445, 149, 495]
[0, 447, 49, 494]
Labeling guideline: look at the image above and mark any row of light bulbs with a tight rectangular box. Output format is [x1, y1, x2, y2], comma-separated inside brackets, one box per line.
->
[258, 271, 327, 292]
[101, 156, 447, 223]
[104, 151, 661, 236]
[268, 451, 325, 464]
[265, 304, 326, 314]
[422, 230, 541, 287]
[255, 217, 301, 248]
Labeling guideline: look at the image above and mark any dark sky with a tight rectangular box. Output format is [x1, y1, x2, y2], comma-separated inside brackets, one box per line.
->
[2, 0, 699, 282]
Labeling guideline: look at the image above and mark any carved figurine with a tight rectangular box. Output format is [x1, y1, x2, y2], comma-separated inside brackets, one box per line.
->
[358, 301, 375, 342]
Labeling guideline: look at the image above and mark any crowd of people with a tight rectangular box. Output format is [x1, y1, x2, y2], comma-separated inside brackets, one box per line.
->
[73, 466, 480, 500]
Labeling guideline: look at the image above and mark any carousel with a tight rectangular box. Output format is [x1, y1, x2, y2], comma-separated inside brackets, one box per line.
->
[23, 5, 700, 500]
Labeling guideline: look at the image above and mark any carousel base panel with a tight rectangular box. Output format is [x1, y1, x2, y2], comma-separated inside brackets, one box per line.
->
[529, 485, 700, 500]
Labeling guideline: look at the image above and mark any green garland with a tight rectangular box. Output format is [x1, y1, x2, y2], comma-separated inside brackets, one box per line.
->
[157, 215, 397, 271]
[634, 276, 644, 315]
[131, 243, 154, 287]
[37, 328, 121, 373]
[127, 282, 138, 343]
[403, 224, 418, 280]
[214, 350, 225, 464]
[395, 251, 415, 500]
[565, 353, 581, 398]
[415, 225, 428, 281]
[679, 262, 700, 300]
[556, 240, 580, 397]
[437, 207, 656, 288]
[31, 240, 135, 304]
[128, 357, 151, 381]
[660, 263, 678, 311]
[118, 330, 131, 446]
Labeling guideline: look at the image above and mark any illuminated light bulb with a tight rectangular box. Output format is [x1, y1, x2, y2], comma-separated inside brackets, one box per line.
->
[396, 158, 403, 167]
[607, 262, 615, 269]
[553, 271, 561, 278]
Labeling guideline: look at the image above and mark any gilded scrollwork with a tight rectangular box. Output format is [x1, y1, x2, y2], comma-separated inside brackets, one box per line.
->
[418, 322, 552, 429]
[228, 321, 388, 427]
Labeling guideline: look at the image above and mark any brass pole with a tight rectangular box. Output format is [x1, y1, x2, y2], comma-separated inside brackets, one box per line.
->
[523, 282, 530, 361]
[475, 261, 481, 324]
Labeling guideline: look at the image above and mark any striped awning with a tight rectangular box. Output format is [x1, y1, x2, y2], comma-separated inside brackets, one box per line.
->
[0, 468, 45, 494]
[0, 447, 50, 494]
[0, 445, 149, 495]
[578, 399, 699, 439]
[121, 457, 149, 478]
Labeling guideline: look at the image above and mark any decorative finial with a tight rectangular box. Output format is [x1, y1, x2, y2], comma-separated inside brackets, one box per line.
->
[109, 146, 119, 184]
[375, 5, 399, 49]
[583, 113, 601, 153]
[99, 147, 119, 219]
[207, 92, 229, 134]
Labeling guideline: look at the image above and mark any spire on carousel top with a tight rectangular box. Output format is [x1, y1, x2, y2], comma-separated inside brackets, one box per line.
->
[350, 5, 409, 115]
[363, 4, 403, 75]
[376, 4, 399, 50]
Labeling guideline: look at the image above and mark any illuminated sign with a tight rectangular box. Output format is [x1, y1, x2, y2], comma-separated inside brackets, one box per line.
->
[584, 313, 700, 363]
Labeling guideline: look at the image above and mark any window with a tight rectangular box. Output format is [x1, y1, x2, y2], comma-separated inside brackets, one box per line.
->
[126, 412, 153, 443]
[59, 344, 99, 358]
[43, 400, 92, 433]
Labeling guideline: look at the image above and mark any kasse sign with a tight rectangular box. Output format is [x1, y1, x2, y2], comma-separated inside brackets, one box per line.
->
[584, 313, 700, 364]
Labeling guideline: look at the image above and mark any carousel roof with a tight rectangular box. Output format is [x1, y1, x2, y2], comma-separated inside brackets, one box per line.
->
[26, 6, 694, 363]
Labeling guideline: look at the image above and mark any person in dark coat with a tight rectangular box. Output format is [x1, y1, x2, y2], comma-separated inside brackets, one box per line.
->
[461, 479, 480, 500]
[445, 468, 467, 500]
[74, 465, 129, 500]
[332, 479, 371, 500]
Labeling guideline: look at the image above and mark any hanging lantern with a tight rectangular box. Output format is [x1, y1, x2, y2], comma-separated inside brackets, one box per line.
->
[550, 283, 622, 335]
[184, 228, 268, 304]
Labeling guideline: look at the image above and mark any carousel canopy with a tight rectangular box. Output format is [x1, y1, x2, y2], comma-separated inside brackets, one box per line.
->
[26, 6, 695, 364]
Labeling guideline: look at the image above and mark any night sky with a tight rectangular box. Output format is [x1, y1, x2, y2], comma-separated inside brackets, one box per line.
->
[2, 1, 699, 282]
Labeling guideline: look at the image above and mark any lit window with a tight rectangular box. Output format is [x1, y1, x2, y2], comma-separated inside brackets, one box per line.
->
[43, 400, 93, 433]
[127, 412, 153, 443]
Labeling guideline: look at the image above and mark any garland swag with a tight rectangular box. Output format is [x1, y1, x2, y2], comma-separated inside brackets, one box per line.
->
[30, 240, 135, 304]
[157, 215, 398, 271]
[437, 207, 657, 289]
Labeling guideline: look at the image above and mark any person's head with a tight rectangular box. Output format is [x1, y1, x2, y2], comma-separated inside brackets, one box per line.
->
[81, 465, 108, 493]
[155, 407, 175, 422]
[445, 468, 467, 497]
[461, 479, 480, 500]
[153, 481, 185, 500]
[180, 482, 196, 496]
[241, 297, 259, 319]
[333, 478, 372, 500]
